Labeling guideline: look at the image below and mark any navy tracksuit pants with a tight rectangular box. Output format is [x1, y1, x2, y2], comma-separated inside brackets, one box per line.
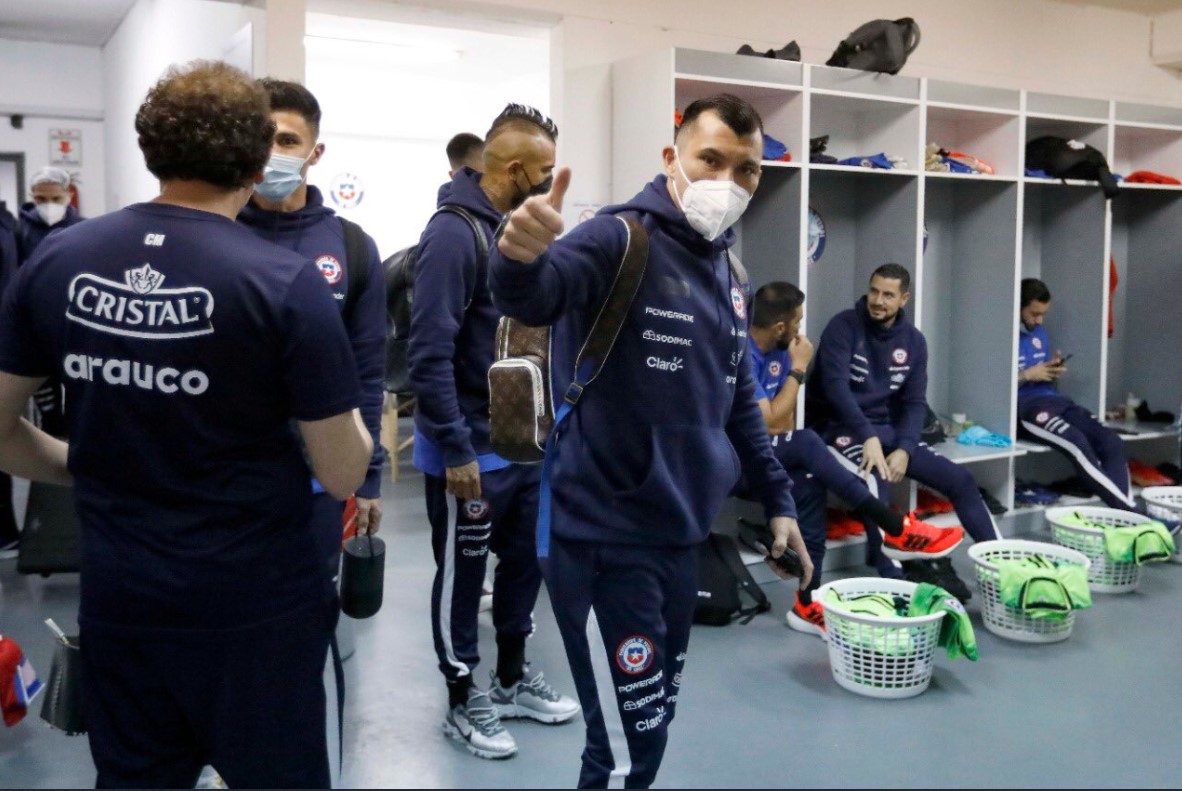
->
[771, 428, 882, 587]
[1019, 395, 1137, 511]
[427, 464, 543, 682]
[826, 424, 1001, 544]
[543, 535, 695, 789]
[82, 598, 337, 789]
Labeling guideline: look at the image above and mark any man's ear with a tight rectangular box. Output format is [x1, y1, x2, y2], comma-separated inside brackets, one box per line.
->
[662, 146, 677, 178]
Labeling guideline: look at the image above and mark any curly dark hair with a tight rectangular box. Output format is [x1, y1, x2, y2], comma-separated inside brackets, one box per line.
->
[135, 60, 275, 188]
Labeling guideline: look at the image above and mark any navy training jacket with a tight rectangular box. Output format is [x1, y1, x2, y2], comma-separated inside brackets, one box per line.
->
[408, 167, 507, 475]
[489, 174, 796, 547]
[806, 296, 929, 454]
[238, 186, 387, 498]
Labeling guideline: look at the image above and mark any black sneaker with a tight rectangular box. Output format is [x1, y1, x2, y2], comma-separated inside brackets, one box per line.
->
[978, 488, 1008, 516]
[1156, 463, 1182, 484]
[904, 558, 972, 603]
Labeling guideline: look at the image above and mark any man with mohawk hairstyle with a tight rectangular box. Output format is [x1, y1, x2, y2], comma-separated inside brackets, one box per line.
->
[410, 103, 579, 761]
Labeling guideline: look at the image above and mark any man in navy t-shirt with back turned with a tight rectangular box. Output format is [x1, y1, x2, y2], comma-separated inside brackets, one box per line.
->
[490, 94, 811, 789]
[807, 264, 1001, 601]
[0, 61, 372, 789]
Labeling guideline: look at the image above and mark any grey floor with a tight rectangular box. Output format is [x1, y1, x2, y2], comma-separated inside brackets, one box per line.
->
[3, 452, 1182, 789]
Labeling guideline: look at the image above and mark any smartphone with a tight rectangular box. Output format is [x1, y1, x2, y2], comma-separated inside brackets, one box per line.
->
[1057, 353, 1073, 364]
[766, 546, 804, 578]
[737, 517, 804, 578]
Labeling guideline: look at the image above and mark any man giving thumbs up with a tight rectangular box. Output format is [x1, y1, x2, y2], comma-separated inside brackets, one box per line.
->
[490, 94, 810, 789]
[410, 103, 580, 763]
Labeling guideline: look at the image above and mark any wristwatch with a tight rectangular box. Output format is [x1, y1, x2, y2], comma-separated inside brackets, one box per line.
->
[788, 369, 807, 385]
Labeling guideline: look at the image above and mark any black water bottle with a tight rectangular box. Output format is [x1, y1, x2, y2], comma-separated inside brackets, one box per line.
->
[340, 533, 385, 619]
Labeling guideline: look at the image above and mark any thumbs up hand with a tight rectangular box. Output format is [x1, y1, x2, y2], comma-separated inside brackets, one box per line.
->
[497, 167, 571, 264]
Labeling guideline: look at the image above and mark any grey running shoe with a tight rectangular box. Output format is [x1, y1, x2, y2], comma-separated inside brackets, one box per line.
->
[489, 666, 580, 724]
[442, 688, 518, 760]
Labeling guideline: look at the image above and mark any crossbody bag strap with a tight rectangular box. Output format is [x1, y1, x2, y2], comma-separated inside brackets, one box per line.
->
[536, 216, 649, 558]
[561, 216, 650, 405]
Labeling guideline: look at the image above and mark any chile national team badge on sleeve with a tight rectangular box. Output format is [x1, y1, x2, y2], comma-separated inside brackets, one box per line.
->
[731, 287, 746, 320]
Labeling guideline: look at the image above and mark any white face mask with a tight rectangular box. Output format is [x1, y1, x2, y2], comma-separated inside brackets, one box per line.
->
[670, 148, 752, 241]
[36, 202, 68, 227]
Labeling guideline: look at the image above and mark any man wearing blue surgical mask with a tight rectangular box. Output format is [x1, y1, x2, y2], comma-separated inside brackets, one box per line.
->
[239, 80, 387, 578]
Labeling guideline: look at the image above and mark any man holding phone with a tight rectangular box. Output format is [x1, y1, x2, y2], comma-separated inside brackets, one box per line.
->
[1017, 278, 1141, 511]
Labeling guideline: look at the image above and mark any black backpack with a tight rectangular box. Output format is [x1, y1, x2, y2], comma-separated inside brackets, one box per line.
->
[693, 533, 770, 626]
[1025, 136, 1120, 199]
[827, 18, 921, 75]
[381, 206, 487, 393]
[339, 217, 372, 325]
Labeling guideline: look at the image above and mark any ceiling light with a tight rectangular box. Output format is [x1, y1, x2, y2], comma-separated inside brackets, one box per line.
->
[304, 35, 462, 65]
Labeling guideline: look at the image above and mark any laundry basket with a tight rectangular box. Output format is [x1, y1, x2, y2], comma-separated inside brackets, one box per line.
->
[816, 578, 945, 699]
[1140, 487, 1182, 561]
[1045, 506, 1150, 593]
[968, 540, 1091, 643]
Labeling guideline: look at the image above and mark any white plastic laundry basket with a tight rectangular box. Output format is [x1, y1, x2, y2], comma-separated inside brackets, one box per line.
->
[1140, 487, 1182, 561]
[1045, 506, 1149, 593]
[967, 539, 1091, 643]
[816, 578, 945, 699]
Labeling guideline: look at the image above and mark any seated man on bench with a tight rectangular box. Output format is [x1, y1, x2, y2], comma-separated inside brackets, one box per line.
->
[1017, 278, 1177, 530]
[806, 265, 1001, 602]
[740, 281, 961, 638]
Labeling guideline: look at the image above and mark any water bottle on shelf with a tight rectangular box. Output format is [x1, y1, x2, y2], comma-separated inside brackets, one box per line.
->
[1125, 392, 1138, 424]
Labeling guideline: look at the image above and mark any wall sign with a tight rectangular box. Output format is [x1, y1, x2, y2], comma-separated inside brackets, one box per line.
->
[50, 129, 82, 166]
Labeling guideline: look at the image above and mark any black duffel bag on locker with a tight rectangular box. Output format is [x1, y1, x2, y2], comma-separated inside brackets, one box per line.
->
[827, 18, 921, 75]
[1026, 136, 1120, 199]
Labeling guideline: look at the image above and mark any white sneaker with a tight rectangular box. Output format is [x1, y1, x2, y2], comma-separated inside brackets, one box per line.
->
[194, 766, 227, 789]
[0, 539, 18, 561]
[442, 688, 518, 760]
[489, 666, 580, 724]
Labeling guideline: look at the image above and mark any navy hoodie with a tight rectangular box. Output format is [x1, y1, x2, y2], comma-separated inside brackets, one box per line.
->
[237, 185, 387, 499]
[806, 296, 929, 454]
[18, 202, 83, 264]
[409, 167, 505, 475]
[489, 174, 796, 548]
